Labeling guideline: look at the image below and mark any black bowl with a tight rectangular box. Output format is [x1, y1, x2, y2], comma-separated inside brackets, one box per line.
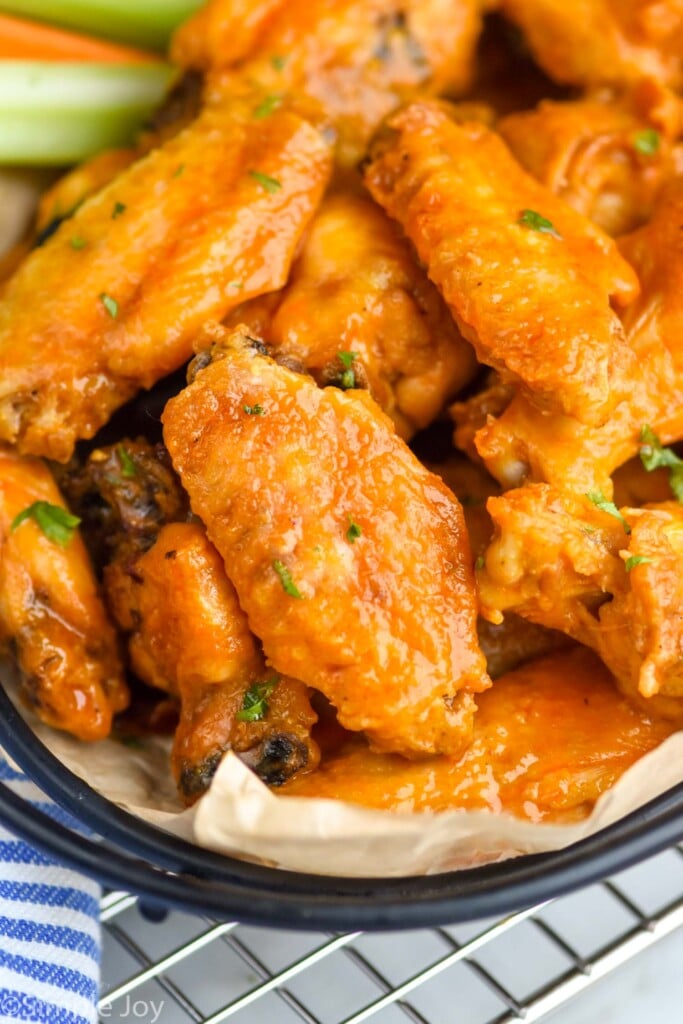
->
[2, 679, 683, 931]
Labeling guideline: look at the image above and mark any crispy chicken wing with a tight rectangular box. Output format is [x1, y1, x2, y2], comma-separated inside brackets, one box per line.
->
[499, 81, 683, 236]
[499, 0, 683, 90]
[0, 447, 128, 740]
[0, 103, 331, 462]
[365, 101, 639, 426]
[469, 176, 683, 493]
[179, 0, 483, 165]
[163, 325, 490, 758]
[225, 193, 477, 439]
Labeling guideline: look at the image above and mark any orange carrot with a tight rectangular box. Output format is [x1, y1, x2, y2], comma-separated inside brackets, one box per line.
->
[0, 12, 158, 63]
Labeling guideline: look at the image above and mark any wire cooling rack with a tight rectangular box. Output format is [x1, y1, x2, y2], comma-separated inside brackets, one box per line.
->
[99, 845, 683, 1024]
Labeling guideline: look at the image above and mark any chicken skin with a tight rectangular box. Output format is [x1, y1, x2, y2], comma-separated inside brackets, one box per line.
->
[0, 447, 128, 740]
[365, 101, 639, 427]
[469, 177, 683, 494]
[478, 483, 683, 720]
[498, 0, 683, 91]
[0, 102, 331, 462]
[175, 0, 483, 165]
[499, 82, 683, 236]
[225, 193, 477, 439]
[163, 325, 490, 758]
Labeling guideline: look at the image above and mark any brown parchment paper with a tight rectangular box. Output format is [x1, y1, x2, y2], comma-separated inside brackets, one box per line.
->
[4, 663, 683, 877]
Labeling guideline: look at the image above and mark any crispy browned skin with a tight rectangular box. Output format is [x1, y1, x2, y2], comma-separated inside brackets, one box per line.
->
[106, 521, 319, 802]
[0, 103, 331, 462]
[499, 82, 683, 236]
[470, 177, 683, 493]
[163, 325, 490, 758]
[177, 0, 483, 165]
[499, 0, 683, 90]
[225, 193, 477, 439]
[284, 647, 675, 821]
[478, 484, 683, 719]
[365, 101, 639, 426]
[0, 447, 128, 740]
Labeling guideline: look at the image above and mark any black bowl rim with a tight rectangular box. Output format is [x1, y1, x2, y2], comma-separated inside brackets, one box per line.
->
[2, 680, 683, 930]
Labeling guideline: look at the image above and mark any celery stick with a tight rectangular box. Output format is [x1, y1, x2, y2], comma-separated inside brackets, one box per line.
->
[0, 0, 202, 50]
[0, 61, 176, 164]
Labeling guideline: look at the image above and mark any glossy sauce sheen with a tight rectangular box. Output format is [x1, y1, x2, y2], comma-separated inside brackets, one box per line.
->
[284, 648, 676, 821]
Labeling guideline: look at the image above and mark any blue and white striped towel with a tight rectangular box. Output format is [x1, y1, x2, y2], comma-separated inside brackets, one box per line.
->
[0, 756, 100, 1024]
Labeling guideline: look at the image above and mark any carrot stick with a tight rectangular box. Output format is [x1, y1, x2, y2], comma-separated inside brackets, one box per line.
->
[0, 12, 158, 62]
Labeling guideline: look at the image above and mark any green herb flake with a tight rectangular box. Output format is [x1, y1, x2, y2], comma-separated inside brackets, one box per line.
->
[237, 677, 279, 722]
[11, 501, 81, 547]
[633, 129, 660, 156]
[249, 170, 282, 194]
[172, 163, 185, 178]
[475, 554, 486, 570]
[228, 281, 243, 292]
[243, 403, 265, 415]
[338, 351, 358, 369]
[112, 201, 126, 219]
[100, 293, 119, 319]
[271, 54, 288, 71]
[339, 369, 356, 389]
[70, 236, 86, 250]
[273, 559, 304, 598]
[586, 490, 631, 534]
[119, 735, 145, 749]
[518, 208, 562, 239]
[117, 445, 137, 479]
[253, 94, 283, 119]
[639, 424, 683, 502]
[625, 555, 653, 572]
[346, 519, 362, 543]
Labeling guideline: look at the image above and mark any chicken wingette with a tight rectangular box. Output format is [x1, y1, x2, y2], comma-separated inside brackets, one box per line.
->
[0, 446, 128, 740]
[225, 193, 477, 439]
[174, 0, 483, 166]
[163, 324, 490, 758]
[364, 101, 639, 426]
[0, 102, 332, 462]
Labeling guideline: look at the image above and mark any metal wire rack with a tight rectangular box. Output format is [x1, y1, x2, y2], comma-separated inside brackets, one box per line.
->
[99, 844, 683, 1024]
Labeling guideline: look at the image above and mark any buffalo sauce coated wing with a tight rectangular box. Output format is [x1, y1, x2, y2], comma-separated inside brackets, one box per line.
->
[0, 447, 128, 740]
[364, 101, 639, 426]
[0, 104, 331, 462]
[225, 193, 477, 439]
[163, 326, 490, 758]
[499, 0, 683, 90]
[181, 0, 483, 165]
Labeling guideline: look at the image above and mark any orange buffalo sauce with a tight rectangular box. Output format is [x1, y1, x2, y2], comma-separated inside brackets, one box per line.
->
[283, 647, 676, 823]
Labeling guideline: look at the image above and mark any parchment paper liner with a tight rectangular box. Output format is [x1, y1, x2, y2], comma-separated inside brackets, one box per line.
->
[4, 665, 683, 877]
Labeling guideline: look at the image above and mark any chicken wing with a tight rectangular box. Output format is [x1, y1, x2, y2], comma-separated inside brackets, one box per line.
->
[469, 176, 683, 493]
[163, 325, 490, 758]
[499, 81, 683, 236]
[225, 193, 477, 439]
[364, 101, 639, 426]
[499, 0, 683, 90]
[177, 0, 483, 165]
[0, 447, 128, 740]
[0, 102, 332, 462]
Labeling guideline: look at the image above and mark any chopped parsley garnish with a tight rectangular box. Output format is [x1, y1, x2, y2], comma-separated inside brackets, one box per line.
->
[249, 170, 282, 194]
[117, 445, 137, 478]
[253, 94, 283, 119]
[228, 281, 243, 291]
[273, 559, 304, 598]
[337, 351, 359, 390]
[338, 351, 358, 369]
[633, 129, 660, 156]
[346, 519, 362, 543]
[271, 54, 288, 71]
[112, 201, 126, 219]
[100, 293, 119, 319]
[518, 208, 562, 239]
[586, 490, 631, 533]
[237, 677, 279, 722]
[11, 501, 81, 547]
[173, 163, 185, 178]
[625, 555, 653, 572]
[70, 236, 86, 250]
[475, 554, 485, 570]
[639, 425, 683, 502]
[243, 403, 265, 415]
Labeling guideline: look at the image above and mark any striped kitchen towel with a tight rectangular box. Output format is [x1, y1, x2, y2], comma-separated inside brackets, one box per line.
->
[0, 756, 100, 1024]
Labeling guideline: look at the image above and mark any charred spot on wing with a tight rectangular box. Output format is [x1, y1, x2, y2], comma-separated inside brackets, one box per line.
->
[177, 749, 225, 800]
[33, 209, 77, 249]
[253, 732, 310, 787]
